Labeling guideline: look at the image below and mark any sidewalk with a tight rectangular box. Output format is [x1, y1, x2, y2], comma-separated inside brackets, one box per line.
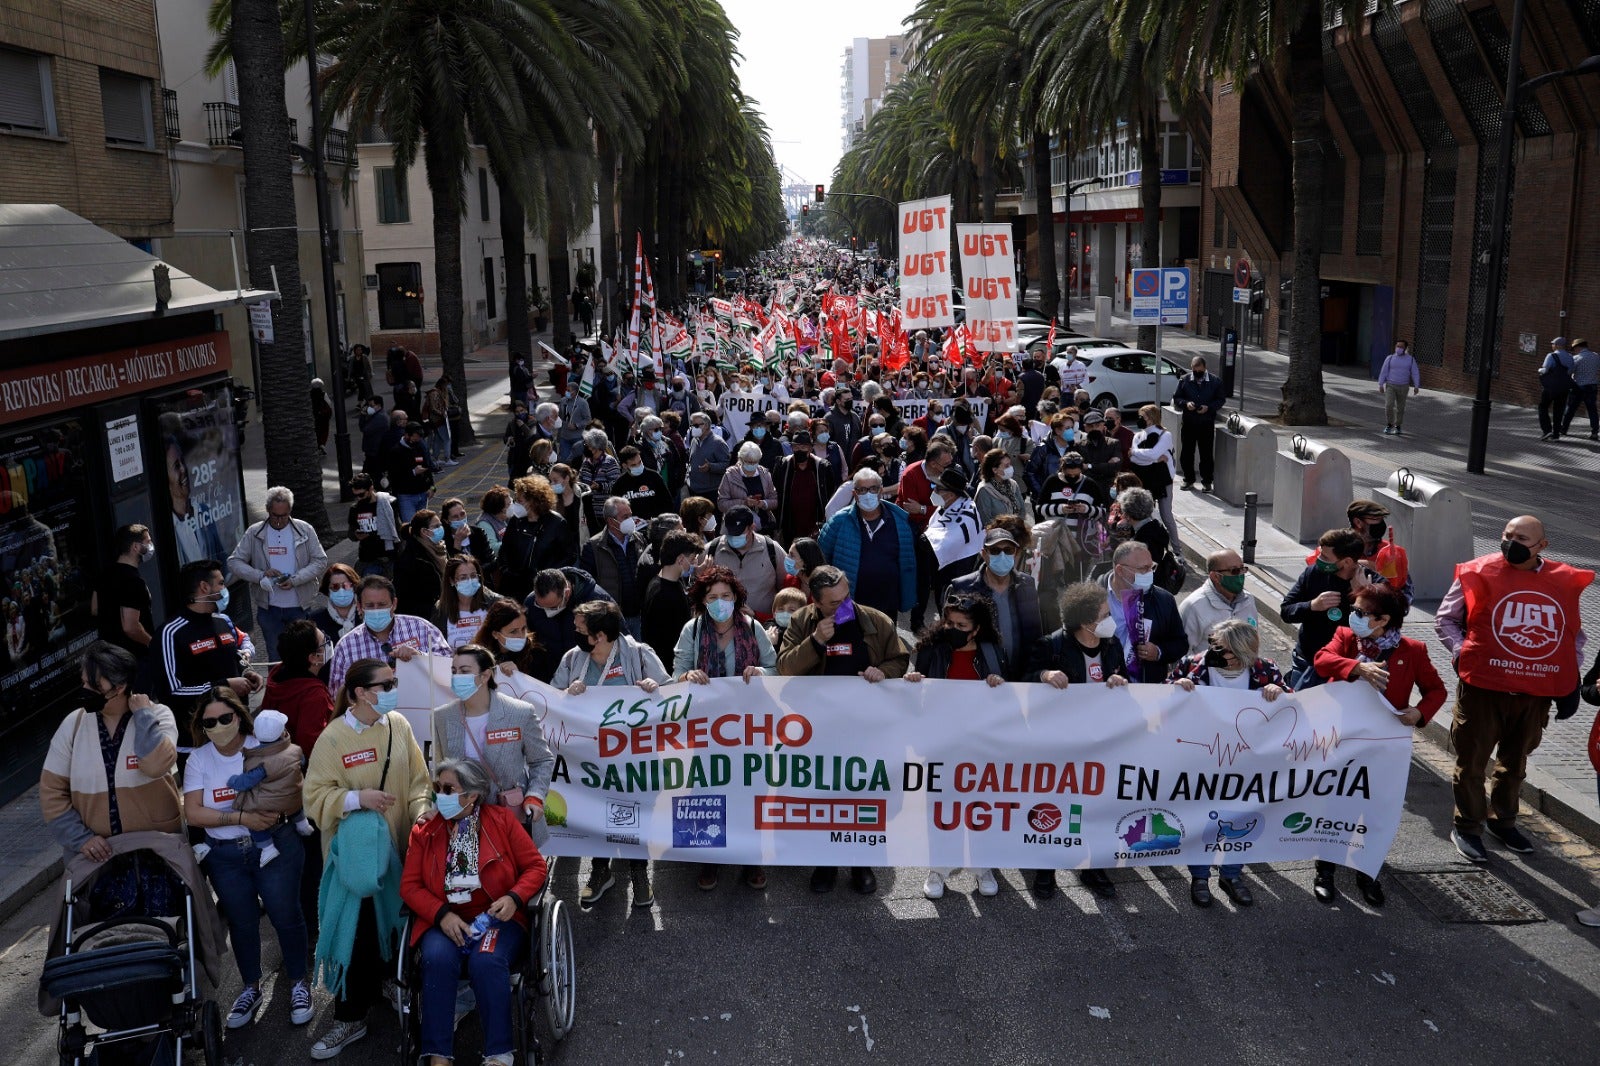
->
[1111, 307, 1600, 847]
[0, 336, 563, 923]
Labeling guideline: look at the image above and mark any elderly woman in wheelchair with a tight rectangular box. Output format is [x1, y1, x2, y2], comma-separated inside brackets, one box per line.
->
[400, 757, 547, 1066]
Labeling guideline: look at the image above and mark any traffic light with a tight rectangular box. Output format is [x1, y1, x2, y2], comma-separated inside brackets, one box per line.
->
[814, 184, 825, 203]
[801, 204, 809, 216]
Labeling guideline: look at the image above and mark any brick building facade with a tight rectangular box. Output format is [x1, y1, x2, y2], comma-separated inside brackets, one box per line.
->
[1196, 0, 1600, 406]
[1, 0, 173, 243]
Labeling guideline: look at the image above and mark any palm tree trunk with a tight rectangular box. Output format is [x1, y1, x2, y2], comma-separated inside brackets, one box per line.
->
[500, 181, 529, 361]
[654, 162, 671, 306]
[1032, 130, 1060, 319]
[425, 138, 474, 446]
[979, 132, 997, 223]
[547, 169, 574, 352]
[231, 0, 330, 535]
[1282, 10, 1328, 424]
[1137, 106, 1162, 353]
[597, 131, 618, 336]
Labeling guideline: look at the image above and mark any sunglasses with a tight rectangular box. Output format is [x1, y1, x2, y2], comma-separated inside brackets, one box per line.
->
[201, 711, 236, 729]
[1211, 566, 1247, 576]
[432, 782, 463, 795]
[365, 679, 399, 692]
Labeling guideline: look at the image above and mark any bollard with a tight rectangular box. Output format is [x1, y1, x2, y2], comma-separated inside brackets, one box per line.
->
[1213, 412, 1278, 506]
[1243, 491, 1258, 564]
[1373, 466, 1474, 600]
[1271, 434, 1353, 542]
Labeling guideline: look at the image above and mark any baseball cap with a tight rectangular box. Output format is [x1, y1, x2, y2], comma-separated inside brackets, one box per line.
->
[984, 527, 1020, 549]
[724, 505, 755, 535]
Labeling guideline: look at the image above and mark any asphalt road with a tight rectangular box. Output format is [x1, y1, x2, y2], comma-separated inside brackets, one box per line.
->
[4, 730, 1599, 1066]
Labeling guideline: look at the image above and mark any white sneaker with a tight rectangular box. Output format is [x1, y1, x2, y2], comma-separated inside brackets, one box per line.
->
[258, 841, 280, 867]
[309, 1019, 367, 1060]
[976, 868, 999, 896]
[922, 871, 945, 900]
[1577, 905, 1600, 928]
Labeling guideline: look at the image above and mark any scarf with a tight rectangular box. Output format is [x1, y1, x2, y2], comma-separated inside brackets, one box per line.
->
[315, 809, 403, 999]
[1356, 629, 1404, 663]
[445, 811, 482, 889]
[696, 613, 762, 678]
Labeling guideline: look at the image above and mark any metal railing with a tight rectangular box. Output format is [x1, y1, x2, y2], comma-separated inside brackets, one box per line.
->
[325, 127, 356, 167]
[162, 88, 180, 143]
[203, 101, 297, 154]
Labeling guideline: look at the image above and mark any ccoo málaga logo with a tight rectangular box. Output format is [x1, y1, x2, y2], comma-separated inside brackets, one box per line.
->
[1492, 591, 1564, 661]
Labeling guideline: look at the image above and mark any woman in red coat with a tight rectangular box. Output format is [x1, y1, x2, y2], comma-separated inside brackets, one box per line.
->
[1313, 583, 1445, 908]
[401, 757, 548, 1066]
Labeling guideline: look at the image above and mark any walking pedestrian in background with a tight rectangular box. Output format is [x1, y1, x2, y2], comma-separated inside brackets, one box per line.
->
[1538, 336, 1575, 441]
[1376, 339, 1420, 436]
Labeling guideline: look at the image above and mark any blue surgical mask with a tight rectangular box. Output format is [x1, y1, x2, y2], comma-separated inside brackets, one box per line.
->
[784, 556, 799, 575]
[752, 427, 766, 439]
[329, 588, 356, 608]
[434, 792, 464, 819]
[727, 533, 748, 550]
[774, 611, 792, 628]
[988, 552, 1015, 577]
[375, 688, 400, 714]
[815, 432, 829, 445]
[871, 425, 887, 437]
[449, 519, 466, 530]
[1132, 570, 1155, 591]
[364, 609, 393, 633]
[898, 438, 910, 452]
[205, 587, 229, 612]
[430, 526, 445, 543]
[450, 674, 481, 700]
[502, 635, 527, 653]
[857, 492, 880, 511]
[651, 431, 663, 443]
[1349, 613, 1375, 639]
[1063, 428, 1076, 441]
[455, 578, 481, 598]
[628, 464, 645, 477]
[706, 598, 735, 624]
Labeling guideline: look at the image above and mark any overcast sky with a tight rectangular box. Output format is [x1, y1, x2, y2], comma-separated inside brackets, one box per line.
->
[719, 0, 917, 187]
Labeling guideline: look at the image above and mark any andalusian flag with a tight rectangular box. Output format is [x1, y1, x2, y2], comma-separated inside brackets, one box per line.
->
[578, 356, 597, 398]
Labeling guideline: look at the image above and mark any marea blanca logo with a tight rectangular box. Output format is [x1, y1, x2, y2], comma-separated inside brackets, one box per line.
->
[1493, 591, 1565, 661]
[1113, 807, 1184, 858]
[673, 794, 727, 849]
[1206, 809, 1263, 854]
[1027, 802, 1082, 834]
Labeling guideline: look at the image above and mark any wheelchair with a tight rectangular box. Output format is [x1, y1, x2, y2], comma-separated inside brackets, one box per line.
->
[394, 882, 575, 1065]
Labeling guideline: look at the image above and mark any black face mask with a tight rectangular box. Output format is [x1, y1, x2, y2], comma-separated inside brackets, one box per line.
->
[938, 627, 969, 649]
[1203, 647, 1230, 670]
[79, 687, 108, 714]
[1368, 519, 1387, 540]
[1501, 539, 1533, 566]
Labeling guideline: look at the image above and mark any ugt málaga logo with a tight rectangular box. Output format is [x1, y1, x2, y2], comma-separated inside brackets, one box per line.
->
[1492, 591, 1564, 661]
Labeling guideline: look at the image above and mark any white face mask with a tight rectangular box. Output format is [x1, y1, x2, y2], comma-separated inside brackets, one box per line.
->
[1093, 616, 1117, 639]
[509, 501, 528, 519]
[617, 516, 642, 536]
[702, 516, 717, 533]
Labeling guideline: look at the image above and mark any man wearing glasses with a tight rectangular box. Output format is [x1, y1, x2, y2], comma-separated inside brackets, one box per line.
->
[328, 575, 450, 692]
[817, 468, 917, 624]
[1179, 549, 1260, 655]
[1100, 541, 1187, 683]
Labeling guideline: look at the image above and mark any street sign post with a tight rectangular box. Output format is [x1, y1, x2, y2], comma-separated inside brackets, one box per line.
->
[1232, 259, 1251, 412]
[1159, 267, 1189, 325]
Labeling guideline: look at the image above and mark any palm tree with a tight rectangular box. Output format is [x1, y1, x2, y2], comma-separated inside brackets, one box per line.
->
[1119, 0, 1372, 424]
[207, 0, 331, 535]
[909, 0, 1059, 317]
[292, 0, 646, 445]
[1022, 0, 1176, 352]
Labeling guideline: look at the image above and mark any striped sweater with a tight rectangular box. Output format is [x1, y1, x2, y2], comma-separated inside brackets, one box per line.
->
[40, 704, 181, 853]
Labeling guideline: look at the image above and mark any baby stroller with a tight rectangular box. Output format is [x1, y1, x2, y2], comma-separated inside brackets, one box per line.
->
[39, 833, 229, 1066]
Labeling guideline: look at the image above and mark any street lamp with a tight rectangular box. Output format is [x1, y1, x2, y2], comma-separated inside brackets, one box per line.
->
[1467, 0, 1600, 474]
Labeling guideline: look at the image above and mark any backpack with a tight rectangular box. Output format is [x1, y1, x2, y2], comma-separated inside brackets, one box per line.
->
[1154, 548, 1186, 594]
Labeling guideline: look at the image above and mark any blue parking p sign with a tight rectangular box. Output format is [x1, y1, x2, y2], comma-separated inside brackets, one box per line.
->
[1159, 267, 1189, 325]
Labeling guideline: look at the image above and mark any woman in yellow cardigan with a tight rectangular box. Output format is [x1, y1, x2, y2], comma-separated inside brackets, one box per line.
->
[303, 657, 430, 1060]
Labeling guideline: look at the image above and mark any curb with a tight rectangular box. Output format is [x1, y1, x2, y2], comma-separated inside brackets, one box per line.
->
[0, 856, 62, 926]
[1173, 513, 1600, 850]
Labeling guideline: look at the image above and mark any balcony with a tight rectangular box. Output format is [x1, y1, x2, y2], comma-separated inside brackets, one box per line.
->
[203, 102, 297, 153]
[325, 127, 357, 168]
[163, 88, 180, 143]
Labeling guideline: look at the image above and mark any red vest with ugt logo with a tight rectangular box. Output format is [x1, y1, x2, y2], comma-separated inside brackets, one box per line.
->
[1456, 554, 1592, 697]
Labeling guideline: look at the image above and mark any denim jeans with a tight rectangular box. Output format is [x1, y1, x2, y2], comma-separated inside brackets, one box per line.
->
[396, 492, 429, 523]
[418, 920, 524, 1059]
[429, 424, 452, 465]
[202, 824, 308, 984]
[1188, 863, 1243, 881]
[257, 603, 308, 662]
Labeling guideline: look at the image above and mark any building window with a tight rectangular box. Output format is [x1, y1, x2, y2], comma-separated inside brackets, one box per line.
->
[376, 262, 424, 330]
[100, 69, 154, 147]
[375, 167, 409, 224]
[479, 168, 490, 222]
[0, 47, 57, 135]
[483, 257, 497, 319]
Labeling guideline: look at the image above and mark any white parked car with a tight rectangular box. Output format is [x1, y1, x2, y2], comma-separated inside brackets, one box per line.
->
[1034, 346, 1187, 412]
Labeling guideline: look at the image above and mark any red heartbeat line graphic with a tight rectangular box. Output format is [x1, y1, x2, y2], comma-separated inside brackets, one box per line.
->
[1283, 726, 1343, 761]
[1176, 734, 1252, 766]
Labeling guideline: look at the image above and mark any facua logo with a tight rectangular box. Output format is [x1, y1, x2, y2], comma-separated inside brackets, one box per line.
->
[1281, 811, 1367, 838]
[1492, 591, 1564, 661]
[1282, 812, 1312, 835]
[1027, 802, 1082, 834]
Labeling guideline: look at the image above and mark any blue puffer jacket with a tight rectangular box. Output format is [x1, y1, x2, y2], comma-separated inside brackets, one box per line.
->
[818, 501, 918, 613]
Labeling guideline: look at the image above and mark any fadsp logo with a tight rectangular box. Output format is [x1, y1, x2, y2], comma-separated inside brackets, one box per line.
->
[605, 800, 639, 828]
[1493, 591, 1564, 661]
[1282, 812, 1312, 835]
[1028, 803, 1062, 833]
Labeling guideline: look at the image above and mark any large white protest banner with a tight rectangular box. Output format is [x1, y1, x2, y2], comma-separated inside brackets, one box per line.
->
[405, 674, 1412, 876]
[956, 223, 1019, 353]
[899, 196, 956, 330]
[717, 392, 990, 441]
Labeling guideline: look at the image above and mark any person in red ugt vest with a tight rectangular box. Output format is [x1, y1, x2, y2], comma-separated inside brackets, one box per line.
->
[1435, 515, 1592, 863]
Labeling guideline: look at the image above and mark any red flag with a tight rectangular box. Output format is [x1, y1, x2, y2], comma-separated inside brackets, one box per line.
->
[1045, 317, 1056, 355]
[941, 327, 961, 365]
[883, 324, 910, 372]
